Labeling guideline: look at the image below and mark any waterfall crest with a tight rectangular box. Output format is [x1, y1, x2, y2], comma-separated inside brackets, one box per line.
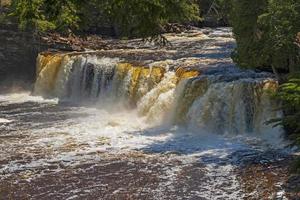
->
[34, 53, 281, 137]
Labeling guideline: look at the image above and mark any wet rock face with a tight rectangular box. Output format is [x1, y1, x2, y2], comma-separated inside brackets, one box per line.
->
[0, 4, 35, 86]
[0, 22, 39, 88]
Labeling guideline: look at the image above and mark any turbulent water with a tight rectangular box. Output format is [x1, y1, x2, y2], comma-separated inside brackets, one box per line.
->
[0, 28, 293, 199]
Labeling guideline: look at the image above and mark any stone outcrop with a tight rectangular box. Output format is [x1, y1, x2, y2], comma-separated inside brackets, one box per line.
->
[0, 21, 41, 87]
[0, 5, 45, 90]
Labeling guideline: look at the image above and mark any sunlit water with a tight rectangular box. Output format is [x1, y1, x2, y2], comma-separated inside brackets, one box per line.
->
[0, 92, 291, 199]
[0, 28, 293, 199]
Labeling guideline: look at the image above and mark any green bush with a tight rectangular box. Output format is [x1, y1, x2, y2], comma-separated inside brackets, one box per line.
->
[268, 74, 300, 144]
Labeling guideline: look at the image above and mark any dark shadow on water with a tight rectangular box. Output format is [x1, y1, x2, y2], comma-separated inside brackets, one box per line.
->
[126, 125, 242, 155]
[125, 124, 292, 168]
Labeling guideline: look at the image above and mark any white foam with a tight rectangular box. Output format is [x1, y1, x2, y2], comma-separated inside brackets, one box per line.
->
[0, 118, 12, 123]
[0, 92, 58, 105]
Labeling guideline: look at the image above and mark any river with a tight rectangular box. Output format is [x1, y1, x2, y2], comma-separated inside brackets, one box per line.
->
[0, 28, 295, 199]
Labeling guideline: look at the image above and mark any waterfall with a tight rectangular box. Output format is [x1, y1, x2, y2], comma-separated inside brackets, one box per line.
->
[34, 53, 281, 136]
[2, 28, 291, 200]
[186, 79, 279, 135]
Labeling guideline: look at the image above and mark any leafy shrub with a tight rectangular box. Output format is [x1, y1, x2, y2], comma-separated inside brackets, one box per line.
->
[268, 74, 300, 144]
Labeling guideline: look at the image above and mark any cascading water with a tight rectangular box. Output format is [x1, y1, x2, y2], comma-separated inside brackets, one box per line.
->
[34, 52, 281, 138]
[1, 28, 291, 199]
[35, 54, 167, 107]
[186, 79, 280, 135]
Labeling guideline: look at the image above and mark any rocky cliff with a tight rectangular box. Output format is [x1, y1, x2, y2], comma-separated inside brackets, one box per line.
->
[0, 22, 40, 89]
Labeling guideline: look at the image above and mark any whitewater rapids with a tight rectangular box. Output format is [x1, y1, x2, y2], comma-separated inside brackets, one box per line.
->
[0, 28, 293, 199]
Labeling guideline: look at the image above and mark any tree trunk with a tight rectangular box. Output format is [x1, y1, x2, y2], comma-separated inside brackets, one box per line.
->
[288, 55, 300, 74]
[271, 65, 283, 83]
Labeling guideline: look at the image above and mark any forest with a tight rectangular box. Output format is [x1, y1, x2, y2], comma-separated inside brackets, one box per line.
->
[0, 0, 300, 199]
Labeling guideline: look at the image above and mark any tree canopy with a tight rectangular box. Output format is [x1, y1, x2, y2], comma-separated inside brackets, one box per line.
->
[10, 0, 200, 40]
[231, 0, 300, 75]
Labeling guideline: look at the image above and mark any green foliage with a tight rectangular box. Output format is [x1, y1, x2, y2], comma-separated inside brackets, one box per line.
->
[0, 12, 6, 23]
[10, 0, 200, 39]
[231, 0, 300, 73]
[10, 0, 81, 31]
[216, 0, 232, 23]
[91, 0, 199, 42]
[268, 74, 300, 143]
[198, 0, 232, 24]
[230, 0, 269, 69]
[258, 0, 300, 73]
